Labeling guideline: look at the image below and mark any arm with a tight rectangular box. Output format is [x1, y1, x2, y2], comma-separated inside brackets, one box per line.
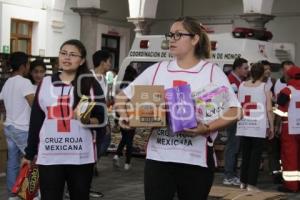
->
[114, 91, 131, 129]
[22, 79, 35, 107]
[185, 107, 242, 136]
[25, 94, 35, 107]
[113, 63, 158, 128]
[185, 66, 242, 136]
[24, 87, 45, 161]
[273, 90, 290, 135]
[266, 90, 274, 139]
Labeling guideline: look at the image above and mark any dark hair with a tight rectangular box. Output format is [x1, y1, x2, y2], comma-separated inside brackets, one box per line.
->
[250, 62, 265, 83]
[280, 60, 294, 68]
[59, 39, 95, 108]
[112, 68, 119, 75]
[8, 51, 28, 72]
[28, 59, 46, 84]
[92, 50, 112, 68]
[232, 57, 248, 70]
[175, 16, 211, 59]
[260, 60, 271, 66]
[120, 65, 138, 89]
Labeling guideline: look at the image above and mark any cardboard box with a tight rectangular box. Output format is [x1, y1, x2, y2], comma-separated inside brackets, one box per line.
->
[209, 186, 286, 200]
[127, 85, 166, 127]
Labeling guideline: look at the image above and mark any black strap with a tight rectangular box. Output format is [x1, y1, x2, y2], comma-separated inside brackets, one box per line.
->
[206, 136, 215, 170]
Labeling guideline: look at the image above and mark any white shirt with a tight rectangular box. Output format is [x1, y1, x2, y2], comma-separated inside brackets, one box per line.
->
[111, 75, 118, 97]
[123, 60, 240, 167]
[91, 69, 107, 100]
[32, 84, 38, 92]
[0, 75, 35, 131]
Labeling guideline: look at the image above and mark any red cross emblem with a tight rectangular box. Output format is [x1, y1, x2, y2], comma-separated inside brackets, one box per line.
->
[47, 96, 73, 132]
[241, 95, 257, 116]
[173, 80, 187, 87]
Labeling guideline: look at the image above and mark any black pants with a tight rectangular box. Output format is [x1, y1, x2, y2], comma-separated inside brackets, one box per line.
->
[267, 136, 281, 173]
[38, 164, 94, 200]
[240, 136, 265, 186]
[116, 128, 135, 164]
[144, 159, 214, 200]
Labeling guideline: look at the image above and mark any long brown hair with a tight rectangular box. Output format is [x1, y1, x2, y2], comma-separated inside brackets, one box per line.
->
[175, 16, 211, 59]
[250, 62, 265, 83]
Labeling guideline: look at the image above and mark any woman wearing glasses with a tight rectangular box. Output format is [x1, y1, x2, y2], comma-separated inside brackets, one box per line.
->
[22, 39, 106, 200]
[115, 17, 241, 200]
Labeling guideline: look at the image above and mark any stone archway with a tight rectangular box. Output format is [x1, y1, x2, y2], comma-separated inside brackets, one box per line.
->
[242, 0, 275, 29]
[76, 0, 100, 8]
[127, 0, 159, 35]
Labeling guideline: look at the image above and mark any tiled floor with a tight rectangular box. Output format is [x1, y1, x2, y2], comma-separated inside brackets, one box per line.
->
[1, 154, 300, 199]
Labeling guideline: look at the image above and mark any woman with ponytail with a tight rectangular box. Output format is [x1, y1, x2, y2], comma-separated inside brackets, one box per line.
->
[236, 62, 274, 191]
[115, 16, 241, 200]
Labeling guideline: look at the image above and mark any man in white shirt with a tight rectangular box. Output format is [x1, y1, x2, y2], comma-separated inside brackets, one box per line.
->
[89, 50, 112, 198]
[91, 50, 112, 101]
[0, 52, 35, 197]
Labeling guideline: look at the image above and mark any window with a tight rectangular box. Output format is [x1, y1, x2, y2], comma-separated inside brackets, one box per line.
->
[10, 19, 33, 54]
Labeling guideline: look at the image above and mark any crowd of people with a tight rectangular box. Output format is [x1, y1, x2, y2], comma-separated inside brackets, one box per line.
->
[0, 15, 300, 200]
[222, 58, 300, 193]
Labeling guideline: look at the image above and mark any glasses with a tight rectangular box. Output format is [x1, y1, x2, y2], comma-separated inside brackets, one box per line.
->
[59, 51, 82, 59]
[165, 32, 195, 41]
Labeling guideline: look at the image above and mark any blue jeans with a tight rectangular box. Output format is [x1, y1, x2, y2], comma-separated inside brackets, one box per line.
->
[4, 125, 28, 195]
[224, 123, 240, 179]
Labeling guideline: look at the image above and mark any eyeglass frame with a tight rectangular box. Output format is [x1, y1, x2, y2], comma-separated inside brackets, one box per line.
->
[59, 50, 82, 59]
[165, 31, 195, 41]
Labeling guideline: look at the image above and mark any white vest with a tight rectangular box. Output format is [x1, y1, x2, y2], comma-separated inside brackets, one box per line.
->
[236, 82, 267, 138]
[36, 76, 95, 165]
[288, 86, 300, 135]
[146, 61, 218, 167]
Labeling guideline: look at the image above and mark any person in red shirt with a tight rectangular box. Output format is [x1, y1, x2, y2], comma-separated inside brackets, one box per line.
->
[276, 65, 300, 192]
[223, 57, 249, 186]
[227, 58, 249, 94]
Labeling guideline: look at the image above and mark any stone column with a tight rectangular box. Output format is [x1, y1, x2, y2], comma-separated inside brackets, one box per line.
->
[71, 7, 106, 66]
[240, 13, 274, 30]
[127, 17, 153, 36]
[241, 0, 275, 30]
[127, 0, 158, 35]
